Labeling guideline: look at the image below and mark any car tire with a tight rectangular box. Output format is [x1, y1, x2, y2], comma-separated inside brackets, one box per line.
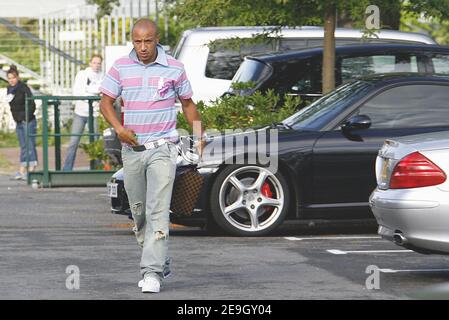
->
[210, 165, 290, 236]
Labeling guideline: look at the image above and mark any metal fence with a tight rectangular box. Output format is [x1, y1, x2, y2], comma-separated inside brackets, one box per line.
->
[25, 95, 115, 187]
[39, 0, 167, 94]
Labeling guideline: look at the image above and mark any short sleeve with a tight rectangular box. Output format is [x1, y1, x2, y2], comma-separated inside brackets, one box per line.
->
[174, 69, 193, 100]
[99, 63, 121, 99]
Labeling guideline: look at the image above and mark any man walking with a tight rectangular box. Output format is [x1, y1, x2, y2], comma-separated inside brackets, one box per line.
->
[99, 19, 204, 293]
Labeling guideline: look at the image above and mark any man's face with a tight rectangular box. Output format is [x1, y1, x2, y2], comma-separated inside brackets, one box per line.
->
[7, 73, 18, 87]
[90, 57, 102, 72]
[132, 25, 159, 64]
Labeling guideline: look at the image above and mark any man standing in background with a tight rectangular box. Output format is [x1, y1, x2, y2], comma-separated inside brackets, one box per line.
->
[63, 54, 104, 171]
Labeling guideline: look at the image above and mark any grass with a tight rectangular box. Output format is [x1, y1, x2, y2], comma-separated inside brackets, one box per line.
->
[0, 132, 19, 148]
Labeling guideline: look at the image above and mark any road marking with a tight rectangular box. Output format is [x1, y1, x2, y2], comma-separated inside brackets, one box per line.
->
[378, 268, 449, 273]
[327, 249, 414, 255]
[284, 236, 381, 241]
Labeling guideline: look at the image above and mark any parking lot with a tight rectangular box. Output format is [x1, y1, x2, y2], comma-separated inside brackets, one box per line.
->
[1, 173, 449, 300]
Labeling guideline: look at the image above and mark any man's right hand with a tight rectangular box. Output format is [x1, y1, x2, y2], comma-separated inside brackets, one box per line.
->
[116, 127, 138, 146]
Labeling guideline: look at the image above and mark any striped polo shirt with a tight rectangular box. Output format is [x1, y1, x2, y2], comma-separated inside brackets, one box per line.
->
[99, 44, 193, 145]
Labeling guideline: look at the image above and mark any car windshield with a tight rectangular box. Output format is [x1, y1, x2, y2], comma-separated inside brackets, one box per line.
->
[283, 80, 374, 131]
[230, 58, 272, 93]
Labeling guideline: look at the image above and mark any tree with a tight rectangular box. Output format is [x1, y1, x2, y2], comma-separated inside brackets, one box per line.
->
[172, 0, 373, 93]
[170, 1, 449, 93]
[322, 2, 336, 94]
[86, 0, 120, 19]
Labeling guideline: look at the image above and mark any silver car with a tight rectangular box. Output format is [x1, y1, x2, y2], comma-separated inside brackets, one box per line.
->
[370, 131, 449, 254]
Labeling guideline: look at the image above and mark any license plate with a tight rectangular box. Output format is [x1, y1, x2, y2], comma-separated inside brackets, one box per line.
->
[107, 182, 118, 198]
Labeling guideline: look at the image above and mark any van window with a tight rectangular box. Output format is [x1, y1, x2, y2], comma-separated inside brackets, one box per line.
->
[205, 36, 414, 80]
[432, 55, 449, 74]
[262, 58, 322, 96]
[206, 38, 277, 80]
[340, 54, 419, 82]
[279, 38, 419, 51]
[232, 59, 272, 89]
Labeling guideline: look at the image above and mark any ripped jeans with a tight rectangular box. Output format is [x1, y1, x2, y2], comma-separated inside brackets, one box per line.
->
[122, 142, 177, 281]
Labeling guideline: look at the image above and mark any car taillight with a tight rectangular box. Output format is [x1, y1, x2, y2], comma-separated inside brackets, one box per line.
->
[390, 151, 446, 189]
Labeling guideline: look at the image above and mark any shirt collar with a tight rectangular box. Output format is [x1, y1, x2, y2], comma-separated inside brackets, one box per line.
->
[129, 44, 168, 67]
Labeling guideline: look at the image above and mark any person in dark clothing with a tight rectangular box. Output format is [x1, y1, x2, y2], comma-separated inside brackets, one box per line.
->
[6, 65, 38, 180]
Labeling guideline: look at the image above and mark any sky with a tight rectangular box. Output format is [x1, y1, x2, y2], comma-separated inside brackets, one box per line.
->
[0, 0, 87, 17]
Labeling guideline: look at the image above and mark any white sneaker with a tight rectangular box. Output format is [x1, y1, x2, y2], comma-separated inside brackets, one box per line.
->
[141, 276, 160, 293]
[138, 258, 171, 288]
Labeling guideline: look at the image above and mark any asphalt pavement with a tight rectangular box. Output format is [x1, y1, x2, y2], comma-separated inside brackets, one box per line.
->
[1, 173, 449, 300]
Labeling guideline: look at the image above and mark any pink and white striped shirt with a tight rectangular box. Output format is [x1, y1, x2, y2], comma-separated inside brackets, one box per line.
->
[99, 45, 193, 145]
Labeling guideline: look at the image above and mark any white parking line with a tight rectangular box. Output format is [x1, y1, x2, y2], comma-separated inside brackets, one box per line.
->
[284, 236, 381, 241]
[327, 249, 414, 255]
[378, 268, 449, 273]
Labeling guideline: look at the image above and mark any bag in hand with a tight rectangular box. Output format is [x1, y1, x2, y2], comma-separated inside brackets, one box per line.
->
[170, 165, 204, 217]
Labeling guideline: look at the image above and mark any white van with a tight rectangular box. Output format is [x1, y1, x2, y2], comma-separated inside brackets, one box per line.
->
[172, 26, 436, 103]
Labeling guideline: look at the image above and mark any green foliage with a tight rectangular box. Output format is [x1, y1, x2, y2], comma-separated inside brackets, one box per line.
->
[177, 90, 300, 133]
[79, 116, 119, 169]
[80, 139, 108, 162]
[230, 81, 256, 91]
[402, 0, 449, 21]
[86, 0, 120, 19]
[170, 0, 389, 30]
[401, 9, 449, 45]
[0, 19, 40, 73]
[0, 131, 19, 148]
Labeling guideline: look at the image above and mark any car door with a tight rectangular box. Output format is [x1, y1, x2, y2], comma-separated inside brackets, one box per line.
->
[311, 83, 449, 217]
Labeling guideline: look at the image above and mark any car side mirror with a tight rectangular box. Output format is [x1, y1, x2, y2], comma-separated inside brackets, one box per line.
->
[342, 115, 371, 130]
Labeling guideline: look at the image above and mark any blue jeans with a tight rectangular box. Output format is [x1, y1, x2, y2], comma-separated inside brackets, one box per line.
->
[16, 119, 38, 167]
[122, 142, 178, 282]
[63, 114, 98, 171]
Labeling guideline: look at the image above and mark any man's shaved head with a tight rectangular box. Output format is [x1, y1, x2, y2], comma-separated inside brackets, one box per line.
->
[132, 19, 159, 36]
[131, 18, 160, 64]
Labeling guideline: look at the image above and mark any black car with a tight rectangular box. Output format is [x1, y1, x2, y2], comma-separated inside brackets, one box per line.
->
[109, 73, 449, 236]
[229, 44, 449, 105]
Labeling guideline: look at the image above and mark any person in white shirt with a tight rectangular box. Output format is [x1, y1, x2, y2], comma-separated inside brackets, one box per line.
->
[63, 54, 104, 171]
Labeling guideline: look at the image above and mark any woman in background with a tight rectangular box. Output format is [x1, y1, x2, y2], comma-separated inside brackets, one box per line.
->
[6, 65, 37, 180]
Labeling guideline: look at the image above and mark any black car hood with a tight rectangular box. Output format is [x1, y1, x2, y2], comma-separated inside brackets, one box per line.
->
[199, 126, 322, 168]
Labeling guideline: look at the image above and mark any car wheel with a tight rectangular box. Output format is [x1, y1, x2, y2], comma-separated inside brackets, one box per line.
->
[210, 165, 290, 236]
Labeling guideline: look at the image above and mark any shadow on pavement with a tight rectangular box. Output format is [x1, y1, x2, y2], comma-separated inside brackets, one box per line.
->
[170, 220, 378, 237]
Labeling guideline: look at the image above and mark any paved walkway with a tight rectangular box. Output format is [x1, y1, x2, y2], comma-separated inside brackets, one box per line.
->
[0, 145, 90, 174]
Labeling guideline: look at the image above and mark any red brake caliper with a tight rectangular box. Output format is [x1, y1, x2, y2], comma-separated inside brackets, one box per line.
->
[261, 182, 274, 213]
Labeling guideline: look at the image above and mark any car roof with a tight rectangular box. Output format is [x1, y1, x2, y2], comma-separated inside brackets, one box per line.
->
[178, 27, 436, 46]
[246, 43, 449, 63]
